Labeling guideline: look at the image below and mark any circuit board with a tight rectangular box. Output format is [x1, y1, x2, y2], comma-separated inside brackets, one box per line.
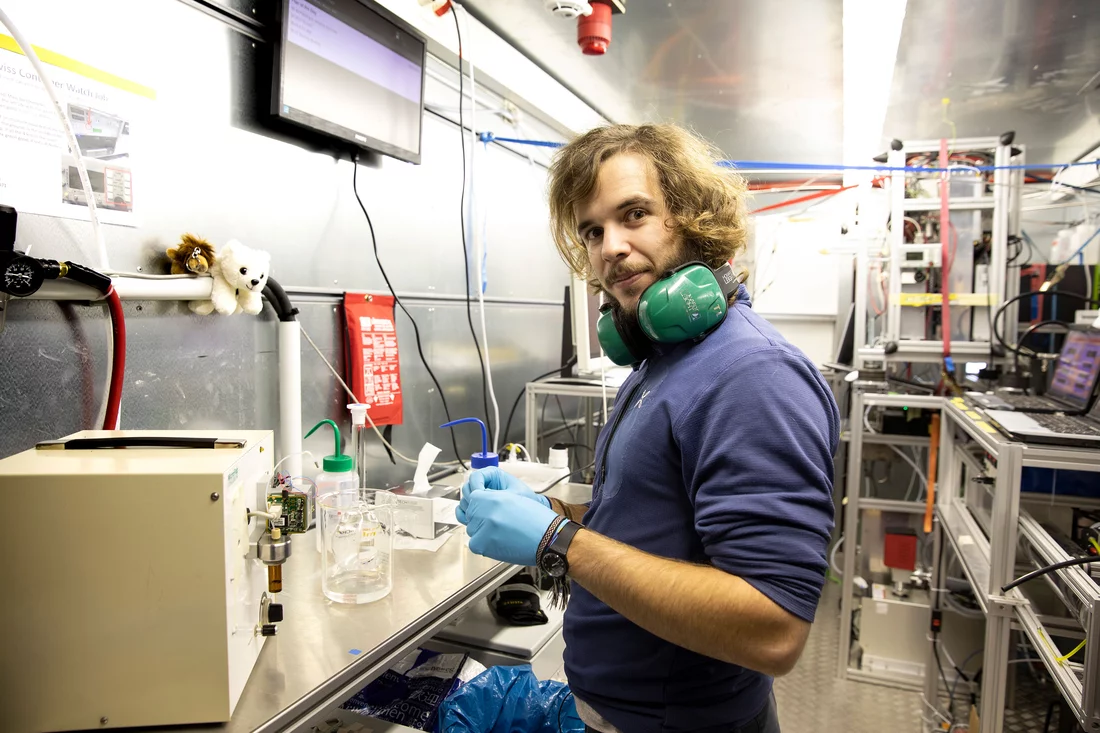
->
[267, 492, 309, 534]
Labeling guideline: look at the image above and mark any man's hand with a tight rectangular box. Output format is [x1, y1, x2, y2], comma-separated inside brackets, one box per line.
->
[457, 467, 549, 524]
[459, 489, 560, 566]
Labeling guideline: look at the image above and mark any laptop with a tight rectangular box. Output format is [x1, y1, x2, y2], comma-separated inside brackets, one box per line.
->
[967, 328, 1100, 414]
[984, 393, 1100, 449]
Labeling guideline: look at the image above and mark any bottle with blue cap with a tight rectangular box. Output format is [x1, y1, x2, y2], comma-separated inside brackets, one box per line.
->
[440, 417, 498, 469]
[305, 418, 358, 552]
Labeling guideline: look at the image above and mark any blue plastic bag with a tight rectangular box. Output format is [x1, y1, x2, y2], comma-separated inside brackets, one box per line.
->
[436, 665, 583, 733]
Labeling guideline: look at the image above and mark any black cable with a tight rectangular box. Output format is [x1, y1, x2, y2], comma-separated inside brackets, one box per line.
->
[1013, 319, 1072, 372]
[537, 461, 596, 494]
[352, 159, 466, 469]
[500, 356, 577, 448]
[1016, 231, 1034, 265]
[451, 7, 493, 441]
[1002, 555, 1098, 593]
[540, 395, 551, 447]
[557, 691, 574, 733]
[1042, 700, 1056, 733]
[992, 290, 1100, 358]
[554, 395, 579, 444]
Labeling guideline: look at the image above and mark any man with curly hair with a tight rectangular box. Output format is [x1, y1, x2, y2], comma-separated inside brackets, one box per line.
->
[457, 124, 838, 733]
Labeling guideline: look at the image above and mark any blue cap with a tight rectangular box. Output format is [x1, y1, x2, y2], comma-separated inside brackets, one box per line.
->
[440, 417, 498, 469]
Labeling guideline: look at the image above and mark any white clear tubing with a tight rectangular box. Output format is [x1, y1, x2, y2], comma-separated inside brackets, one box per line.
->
[278, 322, 303, 479]
[458, 3, 501, 452]
[0, 6, 107, 269]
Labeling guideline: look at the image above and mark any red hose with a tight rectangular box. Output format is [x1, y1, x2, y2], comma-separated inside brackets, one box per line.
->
[748, 176, 887, 215]
[103, 286, 125, 430]
[750, 186, 852, 215]
[939, 139, 952, 360]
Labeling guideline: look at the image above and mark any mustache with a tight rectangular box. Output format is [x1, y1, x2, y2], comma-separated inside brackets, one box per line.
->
[606, 263, 651, 285]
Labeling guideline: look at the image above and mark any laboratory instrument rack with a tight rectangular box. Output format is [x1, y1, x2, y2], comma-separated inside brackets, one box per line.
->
[836, 390, 943, 688]
[925, 400, 1100, 733]
[854, 136, 1023, 369]
[524, 377, 621, 458]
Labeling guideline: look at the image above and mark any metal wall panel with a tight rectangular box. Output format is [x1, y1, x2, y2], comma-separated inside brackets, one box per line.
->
[462, 0, 845, 166]
[296, 297, 568, 487]
[884, 0, 1100, 164]
[0, 295, 566, 486]
[0, 0, 571, 479]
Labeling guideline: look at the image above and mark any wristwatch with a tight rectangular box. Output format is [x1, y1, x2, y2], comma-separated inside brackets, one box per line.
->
[537, 519, 583, 578]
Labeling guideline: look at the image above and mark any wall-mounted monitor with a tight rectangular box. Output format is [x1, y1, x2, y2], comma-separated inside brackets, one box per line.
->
[273, 0, 426, 164]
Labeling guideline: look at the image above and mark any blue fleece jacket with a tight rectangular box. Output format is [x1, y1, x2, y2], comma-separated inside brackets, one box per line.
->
[563, 286, 838, 733]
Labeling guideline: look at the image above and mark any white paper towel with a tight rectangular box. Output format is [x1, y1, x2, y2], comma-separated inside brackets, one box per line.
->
[412, 442, 441, 494]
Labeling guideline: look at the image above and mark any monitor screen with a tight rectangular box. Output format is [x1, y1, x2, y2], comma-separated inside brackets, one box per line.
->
[834, 304, 855, 366]
[569, 275, 617, 374]
[1048, 329, 1100, 410]
[275, 0, 425, 164]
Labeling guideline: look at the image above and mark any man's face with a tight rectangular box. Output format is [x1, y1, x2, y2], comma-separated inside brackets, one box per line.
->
[575, 153, 685, 313]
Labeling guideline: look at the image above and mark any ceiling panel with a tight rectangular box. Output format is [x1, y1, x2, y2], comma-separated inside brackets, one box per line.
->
[463, 0, 844, 165]
[883, 0, 1100, 164]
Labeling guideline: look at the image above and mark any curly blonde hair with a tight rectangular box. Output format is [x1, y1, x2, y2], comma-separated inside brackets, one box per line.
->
[547, 124, 749, 285]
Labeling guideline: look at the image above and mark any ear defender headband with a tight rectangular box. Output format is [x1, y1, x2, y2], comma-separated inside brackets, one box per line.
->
[596, 261, 746, 366]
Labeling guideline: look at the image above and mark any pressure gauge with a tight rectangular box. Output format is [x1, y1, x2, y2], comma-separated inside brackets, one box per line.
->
[2, 256, 44, 296]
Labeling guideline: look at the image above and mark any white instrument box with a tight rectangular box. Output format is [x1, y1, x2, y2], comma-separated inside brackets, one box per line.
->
[0, 430, 276, 732]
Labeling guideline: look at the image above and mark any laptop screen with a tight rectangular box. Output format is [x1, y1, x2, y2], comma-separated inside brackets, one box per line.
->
[1048, 329, 1100, 410]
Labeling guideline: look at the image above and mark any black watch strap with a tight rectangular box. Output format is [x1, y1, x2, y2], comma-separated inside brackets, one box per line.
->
[548, 520, 583, 561]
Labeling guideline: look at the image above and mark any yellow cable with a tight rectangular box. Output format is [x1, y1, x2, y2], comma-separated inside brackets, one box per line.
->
[941, 98, 958, 153]
[1038, 626, 1060, 659]
[1089, 536, 1100, 556]
[1058, 639, 1087, 663]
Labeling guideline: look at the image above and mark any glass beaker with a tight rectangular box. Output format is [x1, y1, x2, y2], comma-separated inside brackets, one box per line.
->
[318, 490, 394, 604]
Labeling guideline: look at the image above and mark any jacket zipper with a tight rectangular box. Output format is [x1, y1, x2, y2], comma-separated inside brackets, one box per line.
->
[595, 379, 646, 493]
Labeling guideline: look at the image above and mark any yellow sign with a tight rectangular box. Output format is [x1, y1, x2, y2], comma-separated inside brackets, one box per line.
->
[965, 411, 981, 419]
[0, 35, 155, 99]
[974, 421, 999, 435]
[894, 293, 997, 307]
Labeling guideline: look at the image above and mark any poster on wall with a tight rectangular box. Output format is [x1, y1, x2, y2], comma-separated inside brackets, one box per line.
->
[0, 35, 154, 226]
[344, 293, 404, 427]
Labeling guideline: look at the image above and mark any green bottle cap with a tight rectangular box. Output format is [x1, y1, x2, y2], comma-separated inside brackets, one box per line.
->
[304, 419, 353, 473]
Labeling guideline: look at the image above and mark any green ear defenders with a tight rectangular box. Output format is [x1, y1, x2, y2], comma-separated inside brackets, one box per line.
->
[596, 261, 746, 366]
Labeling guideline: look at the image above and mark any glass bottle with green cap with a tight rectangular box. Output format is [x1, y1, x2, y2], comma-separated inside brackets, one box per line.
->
[305, 418, 358, 552]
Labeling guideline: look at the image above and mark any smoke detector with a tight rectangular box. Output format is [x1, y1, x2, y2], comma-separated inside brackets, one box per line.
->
[544, 1, 593, 19]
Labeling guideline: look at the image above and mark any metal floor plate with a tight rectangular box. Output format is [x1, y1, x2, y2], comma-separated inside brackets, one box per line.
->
[775, 584, 923, 732]
[776, 584, 1071, 733]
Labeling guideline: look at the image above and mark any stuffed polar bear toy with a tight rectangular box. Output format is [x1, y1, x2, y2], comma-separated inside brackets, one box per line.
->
[190, 240, 270, 316]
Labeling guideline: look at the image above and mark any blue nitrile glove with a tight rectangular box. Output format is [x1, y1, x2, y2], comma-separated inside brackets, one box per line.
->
[456, 467, 550, 524]
[460, 488, 560, 566]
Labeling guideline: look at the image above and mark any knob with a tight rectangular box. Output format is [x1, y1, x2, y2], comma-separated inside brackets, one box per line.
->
[261, 624, 277, 637]
[268, 603, 284, 623]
